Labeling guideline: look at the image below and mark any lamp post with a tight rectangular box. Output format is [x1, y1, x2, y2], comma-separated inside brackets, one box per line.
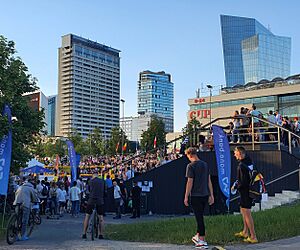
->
[120, 99, 125, 155]
[206, 85, 213, 128]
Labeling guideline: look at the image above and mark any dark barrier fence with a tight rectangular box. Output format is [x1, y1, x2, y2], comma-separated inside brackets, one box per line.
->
[105, 150, 300, 215]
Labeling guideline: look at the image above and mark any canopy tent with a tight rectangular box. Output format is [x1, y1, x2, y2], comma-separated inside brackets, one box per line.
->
[21, 165, 53, 174]
[22, 158, 53, 173]
[27, 158, 44, 168]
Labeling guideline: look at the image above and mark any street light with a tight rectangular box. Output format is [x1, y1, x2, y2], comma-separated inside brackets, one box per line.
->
[206, 85, 213, 128]
[120, 99, 125, 155]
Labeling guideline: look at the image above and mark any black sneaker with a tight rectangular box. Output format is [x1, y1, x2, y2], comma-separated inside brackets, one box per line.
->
[98, 235, 104, 239]
[82, 234, 87, 239]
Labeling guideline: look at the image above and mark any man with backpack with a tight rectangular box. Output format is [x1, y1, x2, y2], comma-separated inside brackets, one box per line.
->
[232, 146, 258, 244]
[38, 180, 49, 215]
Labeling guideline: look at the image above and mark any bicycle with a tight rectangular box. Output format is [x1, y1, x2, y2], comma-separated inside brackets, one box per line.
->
[87, 206, 99, 241]
[6, 204, 40, 244]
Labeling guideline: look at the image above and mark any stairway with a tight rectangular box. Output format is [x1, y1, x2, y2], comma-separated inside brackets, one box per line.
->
[252, 190, 300, 212]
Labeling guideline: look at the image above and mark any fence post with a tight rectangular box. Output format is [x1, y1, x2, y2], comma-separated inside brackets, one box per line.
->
[288, 132, 292, 154]
[277, 127, 281, 150]
[251, 117, 255, 150]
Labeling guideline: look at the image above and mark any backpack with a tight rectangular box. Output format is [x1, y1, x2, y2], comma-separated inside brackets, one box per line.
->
[247, 167, 266, 202]
[41, 185, 49, 196]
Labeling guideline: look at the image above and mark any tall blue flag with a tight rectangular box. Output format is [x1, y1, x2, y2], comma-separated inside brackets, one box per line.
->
[66, 140, 77, 183]
[0, 105, 12, 196]
[212, 125, 231, 209]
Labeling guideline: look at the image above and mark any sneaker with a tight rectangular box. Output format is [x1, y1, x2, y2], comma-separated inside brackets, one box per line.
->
[82, 234, 87, 239]
[192, 234, 199, 244]
[130, 216, 136, 219]
[234, 231, 248, 239]
[18, 236, 29, 241]
[195, 240, 208, 249]
[243, 237, 258, 244]
[98, 235, 104, 239]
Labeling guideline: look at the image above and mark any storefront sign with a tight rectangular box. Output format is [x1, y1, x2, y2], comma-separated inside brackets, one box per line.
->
[189, 109, 211, 120]
[193, 98, 205, 104]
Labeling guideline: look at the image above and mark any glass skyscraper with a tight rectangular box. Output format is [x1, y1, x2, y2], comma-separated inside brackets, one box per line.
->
[137, 71, 174, 132]
[221, 15, 291, 87]
[47, 95, 57, 136]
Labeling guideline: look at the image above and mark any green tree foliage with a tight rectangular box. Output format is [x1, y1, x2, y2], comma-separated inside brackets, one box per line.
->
[141, 115, 166, 151]
[107, 127, 127, 155]
[86, 127, 105, 156]
[0, 35, 45, 172]
[67, 129, 89, 156]
[182, 117, 202, 146]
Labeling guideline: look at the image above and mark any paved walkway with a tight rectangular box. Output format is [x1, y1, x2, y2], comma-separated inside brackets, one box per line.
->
[0, 213, 299, 249]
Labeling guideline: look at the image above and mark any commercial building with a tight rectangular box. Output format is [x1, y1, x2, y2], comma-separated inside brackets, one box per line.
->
[188, 75, 300, 126]
[56, 34, 120, 138]
[47, 95, 57, 136]
[220, 15, 291, 87]
[23, 90, 48, 134]
[137, 71, 174, 132]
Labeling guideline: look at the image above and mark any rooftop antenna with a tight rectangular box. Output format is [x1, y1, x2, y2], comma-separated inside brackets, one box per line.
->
[196, 88, 200, 98]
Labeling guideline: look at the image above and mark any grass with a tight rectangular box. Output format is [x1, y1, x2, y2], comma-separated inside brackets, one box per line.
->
[105, 202, 300, 246]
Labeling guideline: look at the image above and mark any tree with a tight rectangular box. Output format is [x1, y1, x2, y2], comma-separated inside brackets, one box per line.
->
[67, 129, 89, 156]
[0, 35, 45, 172]
[182, 117, 202, 146]
[141, 115, 166, 151]
[107, 127, 127, 155]
[86, 127, 105, 156]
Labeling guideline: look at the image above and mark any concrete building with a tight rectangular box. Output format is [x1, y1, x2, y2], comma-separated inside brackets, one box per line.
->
[23, 90, 48, 134]
[188, 75, 300, 126]
[138, 71, 174, 132]
[120, 113, 173, 142]
[47, 95, 57, 136]
[221, 15, 291, 87]
[56, 34, 121, 138]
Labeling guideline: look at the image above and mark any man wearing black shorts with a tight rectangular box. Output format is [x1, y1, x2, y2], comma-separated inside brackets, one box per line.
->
[233, 146, 258, 243]
[82, 172, 107, 239]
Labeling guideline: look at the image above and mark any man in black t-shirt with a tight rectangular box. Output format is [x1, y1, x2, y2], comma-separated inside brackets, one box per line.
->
[82, 172, 107, 239]
[184, 147, 214, 249]
[130, 181, 141, 218]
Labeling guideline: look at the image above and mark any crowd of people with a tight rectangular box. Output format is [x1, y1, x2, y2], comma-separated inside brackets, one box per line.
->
[221, 105, 300, 147]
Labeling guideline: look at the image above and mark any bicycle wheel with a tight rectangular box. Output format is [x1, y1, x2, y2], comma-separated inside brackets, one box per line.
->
[93, 214, 98, 239]
[90, 216, 94, 241]
[27, 212, 35, 237]
[34, 213, 42, 225]
[6, 214, 18, 245]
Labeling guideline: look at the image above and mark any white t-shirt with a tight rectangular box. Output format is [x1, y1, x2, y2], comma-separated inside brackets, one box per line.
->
[70, 186, 81, 201]
[57, 188, 67, 202]
[114, 185, 121, 199]
[126, 170, 134, 180]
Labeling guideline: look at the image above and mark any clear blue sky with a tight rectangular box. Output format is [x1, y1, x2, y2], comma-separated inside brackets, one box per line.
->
[1, 0, 299, 131]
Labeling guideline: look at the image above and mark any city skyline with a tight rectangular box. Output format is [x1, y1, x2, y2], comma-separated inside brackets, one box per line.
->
[1, 0, 300, 131]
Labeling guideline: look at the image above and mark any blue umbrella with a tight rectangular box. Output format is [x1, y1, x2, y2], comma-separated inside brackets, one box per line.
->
[21, 165, 53, 174]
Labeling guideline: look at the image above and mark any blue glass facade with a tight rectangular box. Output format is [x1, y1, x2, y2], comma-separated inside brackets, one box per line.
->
[221, 15, 291, 87]
[137, 71, 174, 132]
[47, 95, 56, 136]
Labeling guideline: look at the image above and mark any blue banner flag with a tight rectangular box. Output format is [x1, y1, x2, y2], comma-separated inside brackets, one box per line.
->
[66, 140, 77, 183]
[212, 125, 231, 209]
[0, 105, 12, 196]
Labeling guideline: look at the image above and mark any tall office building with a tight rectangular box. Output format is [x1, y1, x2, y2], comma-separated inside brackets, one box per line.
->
[137, 71, 174, 132]
[56, 34, 121, 138]
[47, 95, 57, 136]
[23, 90, 48, 134]
[220, 15, 291, 87]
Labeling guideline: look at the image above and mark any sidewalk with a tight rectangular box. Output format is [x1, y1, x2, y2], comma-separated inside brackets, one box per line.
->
[0, 213, 299, 249]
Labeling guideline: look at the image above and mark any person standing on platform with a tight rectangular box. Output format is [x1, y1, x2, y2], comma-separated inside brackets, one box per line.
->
[232, 146, 258, 244]
[130, 181, 141, 218]
[184, 147, 214, 249]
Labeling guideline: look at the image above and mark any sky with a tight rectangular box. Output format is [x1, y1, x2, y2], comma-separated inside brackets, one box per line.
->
[1, 0, 300, 131]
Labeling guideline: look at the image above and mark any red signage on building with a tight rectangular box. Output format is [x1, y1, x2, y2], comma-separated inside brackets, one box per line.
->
[189, 110, 211, 120]
[193, 98, 205, 104]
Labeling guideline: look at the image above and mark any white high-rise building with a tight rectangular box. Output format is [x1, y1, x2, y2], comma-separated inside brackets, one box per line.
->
[56, 34, 121, 138]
